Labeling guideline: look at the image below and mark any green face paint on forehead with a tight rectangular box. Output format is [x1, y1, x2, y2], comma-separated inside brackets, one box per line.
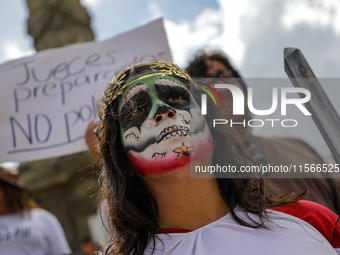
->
[119, 74, 187, 110]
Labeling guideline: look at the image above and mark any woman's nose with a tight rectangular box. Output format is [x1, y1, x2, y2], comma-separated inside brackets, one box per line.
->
[154, 104, 176, 123]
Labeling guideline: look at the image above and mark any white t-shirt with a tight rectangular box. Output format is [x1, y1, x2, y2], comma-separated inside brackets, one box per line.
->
[0, 208, 71, 255]
[145, 207, 339, 255]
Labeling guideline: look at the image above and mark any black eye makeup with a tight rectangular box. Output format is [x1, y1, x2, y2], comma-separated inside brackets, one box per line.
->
[120, 78, 197, 132]
[155, 84, 191, 111]
[120, 89, 152, 132]
[167, 94, 187, 104]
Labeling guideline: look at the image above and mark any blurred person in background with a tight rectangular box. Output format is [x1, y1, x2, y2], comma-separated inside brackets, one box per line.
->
[186, 50, 340, 215]
[0, 166, 71, 255]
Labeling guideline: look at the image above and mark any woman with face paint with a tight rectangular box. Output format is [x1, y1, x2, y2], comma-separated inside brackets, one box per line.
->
[96, 60, 339, 255]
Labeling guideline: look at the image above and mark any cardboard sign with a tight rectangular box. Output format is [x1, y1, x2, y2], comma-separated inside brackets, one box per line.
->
[0, 19, 172, 162]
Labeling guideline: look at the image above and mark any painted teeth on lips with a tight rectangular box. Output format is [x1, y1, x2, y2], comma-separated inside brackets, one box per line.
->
[157, 125, 191, 143]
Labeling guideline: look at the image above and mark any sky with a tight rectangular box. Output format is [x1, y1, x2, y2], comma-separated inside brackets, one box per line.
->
[2, 0, 340, 77]
[1, 0, 340, 161]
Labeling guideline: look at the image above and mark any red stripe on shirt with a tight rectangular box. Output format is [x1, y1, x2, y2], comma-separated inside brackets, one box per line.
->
[272, 200, 340, 248]
[155, 228, 192, 234]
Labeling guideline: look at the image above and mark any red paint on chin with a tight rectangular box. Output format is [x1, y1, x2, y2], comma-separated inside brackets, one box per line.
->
[128, 152, 189, 176]
[128, 139, 214, 177]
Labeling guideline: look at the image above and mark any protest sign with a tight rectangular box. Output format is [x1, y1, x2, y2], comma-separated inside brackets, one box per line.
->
[0, 18, 172, 162]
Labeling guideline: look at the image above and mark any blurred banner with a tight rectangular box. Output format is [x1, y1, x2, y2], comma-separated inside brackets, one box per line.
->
[0, 18, 171, 162]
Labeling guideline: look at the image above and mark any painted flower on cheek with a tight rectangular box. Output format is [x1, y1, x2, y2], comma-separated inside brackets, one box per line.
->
[173, 143, 197, 160]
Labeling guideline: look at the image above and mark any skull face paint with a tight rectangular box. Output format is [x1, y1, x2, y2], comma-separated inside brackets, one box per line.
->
[119, 74, 214, 176]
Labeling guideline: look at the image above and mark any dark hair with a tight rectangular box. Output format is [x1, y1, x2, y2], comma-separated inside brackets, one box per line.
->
[186, 50, 248, 93]
[0, 180, 31, 213]
[98, 61, 303, 255]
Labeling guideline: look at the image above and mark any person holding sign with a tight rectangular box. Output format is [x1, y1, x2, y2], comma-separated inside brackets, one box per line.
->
[96, 60, 339, 254]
